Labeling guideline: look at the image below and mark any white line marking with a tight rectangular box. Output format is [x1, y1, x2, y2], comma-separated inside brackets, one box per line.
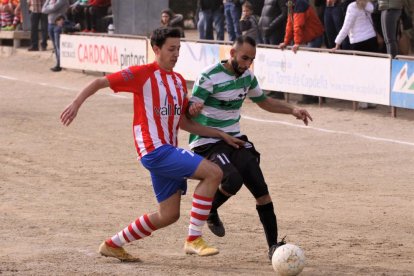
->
[2, 73, 414, 147]
[241, 115, 414, 147]
[0, 74, 18, 80]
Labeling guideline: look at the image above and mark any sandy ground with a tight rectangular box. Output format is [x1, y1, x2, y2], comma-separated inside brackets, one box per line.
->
[1, 50, 414, 276]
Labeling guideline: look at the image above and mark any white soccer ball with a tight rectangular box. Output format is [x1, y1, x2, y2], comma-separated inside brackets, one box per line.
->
[271, 244, 306, 276]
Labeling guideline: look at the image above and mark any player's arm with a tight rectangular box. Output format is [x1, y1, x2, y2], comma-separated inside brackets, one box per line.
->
[256, 97, 313, 126]
[179, 116, 245, 148]
[60, 77, 109, 126]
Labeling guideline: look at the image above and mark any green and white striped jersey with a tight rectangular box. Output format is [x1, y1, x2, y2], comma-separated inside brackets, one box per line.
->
[189, 61, 266, 149]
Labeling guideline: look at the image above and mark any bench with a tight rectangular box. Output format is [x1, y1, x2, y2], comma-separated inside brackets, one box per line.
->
[0, 31, 31, 48]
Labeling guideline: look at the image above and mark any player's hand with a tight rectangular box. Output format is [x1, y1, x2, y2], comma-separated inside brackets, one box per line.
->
[292, 107, 313, 126]
[292, 44, 300, 54]
[278, 42, 286, 50]
[60, 101, 80, 126]
[188, 102, 204, 117]
[220, 133, 245, 149]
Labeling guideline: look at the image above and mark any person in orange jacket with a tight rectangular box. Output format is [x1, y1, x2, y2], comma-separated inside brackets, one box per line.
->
[279, 0, 324, 53]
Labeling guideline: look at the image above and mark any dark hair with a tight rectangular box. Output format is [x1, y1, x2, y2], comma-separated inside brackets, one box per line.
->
[233, 35, 256, 48]
[161, 8, 174, 18]
[54, 14, 65, 23]
[150, 27, 181, 48]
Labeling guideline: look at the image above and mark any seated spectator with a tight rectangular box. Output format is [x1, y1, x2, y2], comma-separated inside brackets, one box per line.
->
[55, 13, 80, 33]
[67, 0, 88, 30]
[83, 0, 110, 33]
[1, 0, 14, 30]
[332, 0, 377, 52]
[11, 1, 21, 30]
[160, 8, 185, 37]
[239, 1, 261, 43]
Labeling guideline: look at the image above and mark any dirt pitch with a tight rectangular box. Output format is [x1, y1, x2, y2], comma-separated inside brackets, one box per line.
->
[1, 52, 414, 276]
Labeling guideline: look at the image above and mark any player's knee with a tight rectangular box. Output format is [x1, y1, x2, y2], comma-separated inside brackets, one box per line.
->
[221, 171, 243, 195]
[208, 162, 223, 184]
[159, 209, 180, 226]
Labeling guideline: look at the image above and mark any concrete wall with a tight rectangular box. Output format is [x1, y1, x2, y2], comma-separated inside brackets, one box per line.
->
[112, 0, 168, 36]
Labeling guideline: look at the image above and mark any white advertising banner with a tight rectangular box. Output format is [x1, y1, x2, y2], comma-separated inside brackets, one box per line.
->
[174, 41, 232, 81]
[254, 48, 391, 105]
[60, 34, 147, 73]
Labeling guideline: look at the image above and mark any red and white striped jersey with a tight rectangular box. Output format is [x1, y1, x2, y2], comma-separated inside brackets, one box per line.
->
[107, 62, 188, 158]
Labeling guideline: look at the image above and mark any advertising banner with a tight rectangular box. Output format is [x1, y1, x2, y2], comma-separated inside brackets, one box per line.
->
[174, 41, 232, 81]
[390, 59, 414, 109]
[254, 48, 391, 105]
[60, 34, 147, 73]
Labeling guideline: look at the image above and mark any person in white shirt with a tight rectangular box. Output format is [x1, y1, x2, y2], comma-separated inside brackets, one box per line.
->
[332, 0, 378, 52]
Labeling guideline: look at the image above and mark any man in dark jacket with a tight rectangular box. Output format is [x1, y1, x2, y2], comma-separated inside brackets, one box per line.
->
[258, 0, 287, 45]
[197, 0, 224, 40]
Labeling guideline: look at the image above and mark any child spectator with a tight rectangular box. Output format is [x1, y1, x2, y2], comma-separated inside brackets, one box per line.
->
[239, 1, 261, 43]
[11, 1, 21, 30]
[160, 8, 185, 37]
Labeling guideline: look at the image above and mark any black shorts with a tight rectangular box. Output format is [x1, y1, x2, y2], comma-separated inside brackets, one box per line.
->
[193, 135, 269, 198]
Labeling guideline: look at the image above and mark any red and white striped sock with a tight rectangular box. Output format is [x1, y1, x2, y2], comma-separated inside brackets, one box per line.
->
[187, 193, 213, 242]
[105, 214, 156, 248]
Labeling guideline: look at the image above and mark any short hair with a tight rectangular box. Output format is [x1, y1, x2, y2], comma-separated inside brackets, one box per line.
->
[150, 27, 181, 48]
[233, 35, 256, 48]
[242, 1, 253, 10]
[54, 14, 65, 23]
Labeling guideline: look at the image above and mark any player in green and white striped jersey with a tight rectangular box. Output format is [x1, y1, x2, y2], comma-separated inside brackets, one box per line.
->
[188, 35, 313, 261]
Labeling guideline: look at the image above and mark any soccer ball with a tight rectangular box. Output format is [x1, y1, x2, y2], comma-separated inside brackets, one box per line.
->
[271, 244, 306, 276]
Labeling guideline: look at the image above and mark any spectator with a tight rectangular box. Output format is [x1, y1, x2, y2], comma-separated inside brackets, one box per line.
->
[28, 0, 48, 51]
[324, 0, 345, 48]
[83, 0, 110, 33]
[67, 0, 88, 31]
[42, 0, 69, 72]
[10, 0, 21, 30]
[333, 0, 378, 109]
[333, 0, 377, 52]
[197, 0, 224, 40]
[240, 1, 262, 43]
[0, 0, 14, 30]
[55, 13, 80, 33]
[279, 0, 324, 104]
[378, 0, 403, 57]
[160, 8, 185, 37]
[224, 0, 242, 42]
[258, 0, 287, 45]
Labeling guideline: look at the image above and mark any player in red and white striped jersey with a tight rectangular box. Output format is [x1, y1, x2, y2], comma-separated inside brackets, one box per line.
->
[60, 27, 245, 262]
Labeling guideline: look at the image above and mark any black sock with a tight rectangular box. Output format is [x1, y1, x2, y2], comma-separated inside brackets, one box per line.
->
[210, 189, 231, 214]
[256, 202, 278, 248]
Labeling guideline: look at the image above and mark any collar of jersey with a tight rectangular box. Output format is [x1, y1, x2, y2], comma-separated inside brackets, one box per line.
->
[154, 61, 174, 75]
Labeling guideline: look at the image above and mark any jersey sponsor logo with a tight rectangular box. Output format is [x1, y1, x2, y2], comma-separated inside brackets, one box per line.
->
[154, 104, 182, 116]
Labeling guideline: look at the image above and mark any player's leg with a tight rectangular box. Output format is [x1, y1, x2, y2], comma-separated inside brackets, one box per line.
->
[233, 144, 285, 260]
[193, 143, 244, 237]
[185, 155, 222, 256]
[100, 190, 181, 262]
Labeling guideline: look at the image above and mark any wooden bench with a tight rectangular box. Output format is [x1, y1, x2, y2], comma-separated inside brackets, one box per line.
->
[0, 31, 31, 48]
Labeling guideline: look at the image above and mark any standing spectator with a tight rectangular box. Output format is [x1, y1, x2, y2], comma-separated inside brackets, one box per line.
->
[324, 0, 345, 48]
[160, 8, 185, 37]
[258, 0, 287, 45]
[279, 0, 324, 104]
[378, 0, 403, 57]
[240, 1, 262, 43]
[224, 0, 242, 42]
[28, 0, 48, 51]
[84, 0, 110, 32]
[42, 0, 69, 72]
[197, 0, 224, 40]
[333, 0, 377, 52]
